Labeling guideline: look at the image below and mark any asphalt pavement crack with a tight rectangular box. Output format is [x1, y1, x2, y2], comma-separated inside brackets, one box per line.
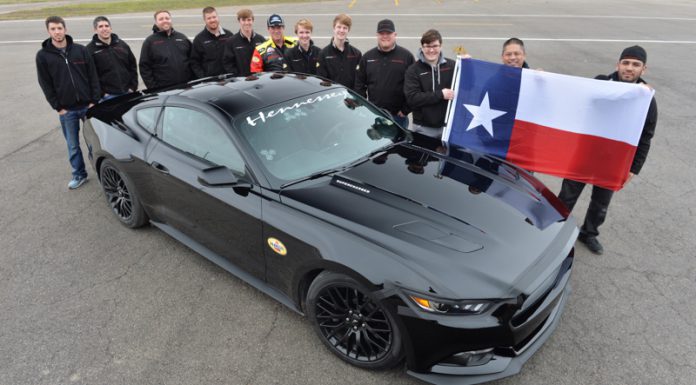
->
[243, 306, 280, 385]
[0, 126, 56, 162]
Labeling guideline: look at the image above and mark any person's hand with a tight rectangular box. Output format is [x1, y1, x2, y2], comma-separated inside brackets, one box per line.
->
[442, 88, 454, 100]
[58, 109, 67, 115]
[88, 103, 95, 108]
[626, 172, 635, 184]
[397, 111, 406, 117]
[641, 83, 654, 91]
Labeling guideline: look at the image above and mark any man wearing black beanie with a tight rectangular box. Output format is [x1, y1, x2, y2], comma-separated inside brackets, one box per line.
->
[558, 45, 658, 255]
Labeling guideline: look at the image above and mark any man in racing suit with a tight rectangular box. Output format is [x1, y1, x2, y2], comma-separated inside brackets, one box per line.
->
[250, 14, 297, 73]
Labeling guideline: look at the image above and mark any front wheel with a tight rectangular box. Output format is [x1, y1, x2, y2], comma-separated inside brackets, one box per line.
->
[306, 271, 404, 369]
[99, 159, 148, 228]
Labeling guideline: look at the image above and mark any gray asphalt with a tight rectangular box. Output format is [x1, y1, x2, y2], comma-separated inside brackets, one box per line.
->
[1, 1, 695, 385]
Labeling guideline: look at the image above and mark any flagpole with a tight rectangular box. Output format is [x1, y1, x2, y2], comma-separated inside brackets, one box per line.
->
[442, 56, 463, 141]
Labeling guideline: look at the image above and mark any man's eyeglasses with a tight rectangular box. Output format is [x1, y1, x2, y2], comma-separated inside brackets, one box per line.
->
[422, 44, 441, 50]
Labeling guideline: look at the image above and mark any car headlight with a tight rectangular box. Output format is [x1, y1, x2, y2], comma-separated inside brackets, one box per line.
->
[408, 294, 492, 315]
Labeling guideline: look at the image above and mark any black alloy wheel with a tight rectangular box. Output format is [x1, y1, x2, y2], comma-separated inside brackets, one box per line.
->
[307, 272, 403, 369]
[99, 159, 148, 228]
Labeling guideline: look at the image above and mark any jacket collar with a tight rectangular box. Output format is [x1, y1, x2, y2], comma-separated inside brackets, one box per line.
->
[41, 34, 73, 52]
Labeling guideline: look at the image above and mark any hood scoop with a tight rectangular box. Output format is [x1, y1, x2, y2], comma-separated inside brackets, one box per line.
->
[394, 221, 483, 253]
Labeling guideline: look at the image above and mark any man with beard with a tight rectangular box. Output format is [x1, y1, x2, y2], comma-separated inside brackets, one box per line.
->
[139, 10, 192, 89]
[355, 19, 414, 129]
[249, 14, 297, 73]
[223, 8, 265, 77]
[558, 45, 658, 255]
[190, 6, 233, 79]
[86, 16, 138, 100]
[36, 16, 101, 189]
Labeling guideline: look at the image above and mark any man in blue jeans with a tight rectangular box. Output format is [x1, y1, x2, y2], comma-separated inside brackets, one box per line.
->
[36, 16, 101, 189]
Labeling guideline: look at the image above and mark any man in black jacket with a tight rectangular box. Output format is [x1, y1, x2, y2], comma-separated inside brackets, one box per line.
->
[404, 29, 455, 138]
[139, 10, 192, 89]
[316, 14, 361, 88]
[36, 16, 101, 189]
[286, 19, 320, 74]
[558, 45, 658, 255]
[355, 19, 414, 129]
[190, 6, 233, 79]
[222, 8, 265, 77]
[86, 16, 138, 100]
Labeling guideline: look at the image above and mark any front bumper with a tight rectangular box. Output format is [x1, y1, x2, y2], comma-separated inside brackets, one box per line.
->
[397, 253, 573, 385]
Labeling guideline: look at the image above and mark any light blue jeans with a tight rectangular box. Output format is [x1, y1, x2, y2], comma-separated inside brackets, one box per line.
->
[58, 107, 88, 179]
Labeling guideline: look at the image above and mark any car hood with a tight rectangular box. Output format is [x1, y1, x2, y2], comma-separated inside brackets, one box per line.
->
[280, 142, 576, 298]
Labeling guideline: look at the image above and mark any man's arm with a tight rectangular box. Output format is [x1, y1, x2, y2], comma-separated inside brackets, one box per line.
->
[36, 53, 60, 111]
[189, 35, 206, 79]
[222, 40, 239, 76]
[249, 47, 264, 73]
[630, 97, 658, 174]
[353, 54, 368, 96]
[84, 47, 101, 102]
[125, 42, 138, 91]
[138, 40, 155, 89]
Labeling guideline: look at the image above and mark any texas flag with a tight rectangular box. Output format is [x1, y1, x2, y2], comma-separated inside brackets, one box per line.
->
[443, 59, 655, 191]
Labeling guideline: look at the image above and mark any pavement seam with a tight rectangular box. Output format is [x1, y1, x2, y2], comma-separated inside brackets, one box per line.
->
[0, 126, 57, 162]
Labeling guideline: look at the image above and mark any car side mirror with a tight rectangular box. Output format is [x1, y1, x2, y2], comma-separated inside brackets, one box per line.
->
[198, 166, 252, 194]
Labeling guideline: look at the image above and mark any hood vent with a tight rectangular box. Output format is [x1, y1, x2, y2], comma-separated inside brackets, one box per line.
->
[394, 221, 482, 253]
[331, 176, 371, 195]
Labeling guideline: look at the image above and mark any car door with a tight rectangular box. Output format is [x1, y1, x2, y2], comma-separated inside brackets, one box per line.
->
[145, 104, 265, 280]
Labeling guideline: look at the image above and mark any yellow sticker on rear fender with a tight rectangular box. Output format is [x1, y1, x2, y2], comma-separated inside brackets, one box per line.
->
[267, 237, 287, 256]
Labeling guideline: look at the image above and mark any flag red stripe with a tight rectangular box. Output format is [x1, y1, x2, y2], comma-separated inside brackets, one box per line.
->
[507, 120, 637, 191]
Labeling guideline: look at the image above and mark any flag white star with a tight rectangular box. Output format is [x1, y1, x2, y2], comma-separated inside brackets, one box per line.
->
[463, 92, 507, 137]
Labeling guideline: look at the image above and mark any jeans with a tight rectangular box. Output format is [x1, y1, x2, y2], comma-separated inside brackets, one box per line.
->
[59, 107, 88, 179]
[391, 113, 410, 130]
[558, 179, 614, 238]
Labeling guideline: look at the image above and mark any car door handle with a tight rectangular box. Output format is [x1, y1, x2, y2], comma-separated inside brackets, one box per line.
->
[151, 161, 169, 174]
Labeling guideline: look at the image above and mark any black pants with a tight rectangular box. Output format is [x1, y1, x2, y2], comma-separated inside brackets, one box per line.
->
[558, 179, 614, 238]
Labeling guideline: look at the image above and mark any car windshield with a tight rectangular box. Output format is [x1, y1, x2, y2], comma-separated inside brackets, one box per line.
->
[235, 88, 406, 183]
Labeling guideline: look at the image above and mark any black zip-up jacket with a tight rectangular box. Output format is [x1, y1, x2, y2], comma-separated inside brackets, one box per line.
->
[86, 33, 138, 95]
[139, 26, 192, 89]
[36, 35, 101, 111]
[355, 44, 415, 115]
[190, 27, 234, 79]
[596, 71, 658, 175]
[222, 31, 265, 77]
[316, 40, 361, 89]
[404, 51, 455, 128]
[286, 41, 321, 75]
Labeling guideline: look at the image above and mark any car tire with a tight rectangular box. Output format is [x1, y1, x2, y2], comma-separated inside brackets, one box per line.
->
[99, 159, 148, 228]
[306, 271, 404, 370]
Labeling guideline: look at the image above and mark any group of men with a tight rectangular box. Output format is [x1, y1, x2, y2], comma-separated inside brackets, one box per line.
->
[35, 8, 657, 255]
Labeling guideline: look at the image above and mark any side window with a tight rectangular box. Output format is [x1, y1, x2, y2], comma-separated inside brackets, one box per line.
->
[136, 107, 160, 134]
[161, 107, 245, 174]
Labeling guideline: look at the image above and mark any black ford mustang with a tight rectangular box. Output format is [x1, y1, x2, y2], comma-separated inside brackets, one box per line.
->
[84, 73, 577, 385]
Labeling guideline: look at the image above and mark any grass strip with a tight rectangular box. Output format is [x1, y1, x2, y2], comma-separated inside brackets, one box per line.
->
[0, 0, 311, 20]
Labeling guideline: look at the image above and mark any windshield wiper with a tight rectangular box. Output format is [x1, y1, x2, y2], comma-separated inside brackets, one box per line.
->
[280, 144, 395, 189]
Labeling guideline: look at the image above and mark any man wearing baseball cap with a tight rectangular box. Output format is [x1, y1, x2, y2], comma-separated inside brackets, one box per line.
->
[355, 19, 414, 129]
[558, 45, 658, 255]
[250, 13, 297, 73]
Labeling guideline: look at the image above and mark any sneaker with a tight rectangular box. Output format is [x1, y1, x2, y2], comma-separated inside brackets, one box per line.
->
[578, 236, 603, 255]
[68, 176, 87, 190]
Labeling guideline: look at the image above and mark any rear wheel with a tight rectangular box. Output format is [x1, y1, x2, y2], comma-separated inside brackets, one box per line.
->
[306, 271, 404, 369]
[99, 159, 148, 228]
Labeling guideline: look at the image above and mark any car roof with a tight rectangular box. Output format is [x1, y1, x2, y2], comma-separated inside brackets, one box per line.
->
[170, 73, 340, 118]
